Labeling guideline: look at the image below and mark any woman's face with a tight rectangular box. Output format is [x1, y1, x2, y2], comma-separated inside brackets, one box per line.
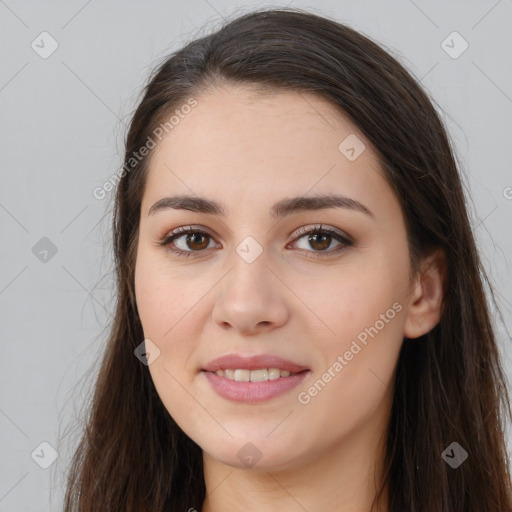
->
[134, 85, 416, 471]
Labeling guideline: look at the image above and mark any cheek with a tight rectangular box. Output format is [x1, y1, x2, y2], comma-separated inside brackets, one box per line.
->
[135, 266, 168, 338]
[312, 249, 408, 345]
[304, 243, 409, 403]
[297, 277, 405, 443]
[135, 256, 202, 421]
[134, 249, 207, 381]
[135, 246, 187, 339]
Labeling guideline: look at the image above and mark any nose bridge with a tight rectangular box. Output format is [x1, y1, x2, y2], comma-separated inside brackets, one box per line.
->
[224, 239, 274, 303]
[211, 238, 289, 333]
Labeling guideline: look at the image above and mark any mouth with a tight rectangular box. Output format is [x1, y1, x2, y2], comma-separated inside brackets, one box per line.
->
[202, 352, 310, 374]
[201, 353, 311, 403]
[201, 367, 311, 403]
[203, 367, 308, 382]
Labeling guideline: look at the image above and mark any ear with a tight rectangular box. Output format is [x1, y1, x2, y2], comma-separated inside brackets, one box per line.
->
[403, 249, 446, 339]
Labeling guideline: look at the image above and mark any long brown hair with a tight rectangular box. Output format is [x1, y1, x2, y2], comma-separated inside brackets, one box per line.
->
[62, 7, 512, 511]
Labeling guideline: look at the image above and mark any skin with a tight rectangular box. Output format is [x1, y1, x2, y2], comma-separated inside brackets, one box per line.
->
[134, 84, 445, 512]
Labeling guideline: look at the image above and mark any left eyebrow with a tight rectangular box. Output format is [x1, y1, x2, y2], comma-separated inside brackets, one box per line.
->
[147, 193, 375, 219]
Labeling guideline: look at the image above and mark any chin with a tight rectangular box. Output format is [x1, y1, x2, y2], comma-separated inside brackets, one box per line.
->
[202, 436, 307, 472]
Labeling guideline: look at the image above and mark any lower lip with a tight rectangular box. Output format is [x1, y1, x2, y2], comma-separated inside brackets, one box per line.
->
[202, 370, 310, 403]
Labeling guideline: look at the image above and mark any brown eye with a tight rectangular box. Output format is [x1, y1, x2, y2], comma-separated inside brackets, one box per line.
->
[306, 232, 332, 251]
[158, 227, 217, 257]
[183, 232, 210, 251]
[159, 224, 352, 259]
[290, 225, 352, 257]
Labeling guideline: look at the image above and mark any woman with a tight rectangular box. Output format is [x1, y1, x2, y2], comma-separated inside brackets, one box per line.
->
[63, 7, 512, 511]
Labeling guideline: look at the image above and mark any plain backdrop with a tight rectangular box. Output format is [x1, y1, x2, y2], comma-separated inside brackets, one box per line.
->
[0, 0, 511, 509]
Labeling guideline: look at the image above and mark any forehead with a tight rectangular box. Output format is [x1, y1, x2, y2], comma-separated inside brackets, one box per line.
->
[143, 85, 391, 217]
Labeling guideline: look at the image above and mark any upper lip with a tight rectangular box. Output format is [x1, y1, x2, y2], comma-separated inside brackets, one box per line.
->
[202, 353, 310, 373]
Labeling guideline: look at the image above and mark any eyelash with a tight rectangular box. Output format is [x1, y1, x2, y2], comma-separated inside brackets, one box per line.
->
[157, 224, 353, 260]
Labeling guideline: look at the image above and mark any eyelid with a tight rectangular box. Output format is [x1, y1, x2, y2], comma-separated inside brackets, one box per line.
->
[161, 224, 352, 243]
[289, 224, 353, 244]
[158, 223, 353, 258]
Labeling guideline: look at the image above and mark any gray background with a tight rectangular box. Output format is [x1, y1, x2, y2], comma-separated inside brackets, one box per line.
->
[0, 0, 511, 510]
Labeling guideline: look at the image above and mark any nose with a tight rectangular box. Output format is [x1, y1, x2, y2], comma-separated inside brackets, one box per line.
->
[211, 251, 290, 336]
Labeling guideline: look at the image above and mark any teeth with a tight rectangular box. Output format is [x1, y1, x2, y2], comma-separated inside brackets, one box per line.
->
[234, 369, 250, 382]
[268, 368, 281, 380]
[249, 369, 267, 382]
[213, 368, 296, 381]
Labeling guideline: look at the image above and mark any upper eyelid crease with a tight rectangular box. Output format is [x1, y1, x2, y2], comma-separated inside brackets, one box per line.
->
[147, 194, 374, 219]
